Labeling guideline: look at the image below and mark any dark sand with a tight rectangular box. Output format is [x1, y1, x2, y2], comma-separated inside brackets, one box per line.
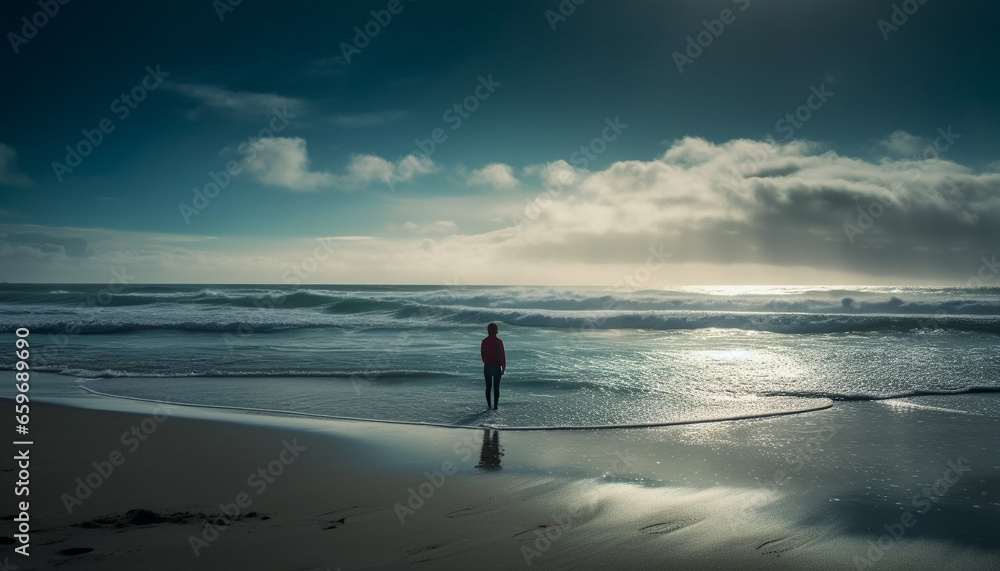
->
[2, 380, 999, 569]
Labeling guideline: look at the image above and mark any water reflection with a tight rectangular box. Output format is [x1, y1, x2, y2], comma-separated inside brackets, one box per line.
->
[475, 429, 503, 470]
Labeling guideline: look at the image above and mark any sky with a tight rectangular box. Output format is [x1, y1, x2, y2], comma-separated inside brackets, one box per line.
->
[1, 0, 999, 286]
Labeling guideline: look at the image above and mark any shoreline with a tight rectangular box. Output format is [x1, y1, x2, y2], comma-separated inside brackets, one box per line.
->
[76, 381, 835, 432]
[3, 381, 999, 569]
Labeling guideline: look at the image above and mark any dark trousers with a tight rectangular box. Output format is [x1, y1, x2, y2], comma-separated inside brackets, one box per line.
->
[484, 365, 502, 408]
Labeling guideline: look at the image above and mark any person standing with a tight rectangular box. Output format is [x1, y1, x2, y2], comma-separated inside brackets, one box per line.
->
[480, 322, 506, 410]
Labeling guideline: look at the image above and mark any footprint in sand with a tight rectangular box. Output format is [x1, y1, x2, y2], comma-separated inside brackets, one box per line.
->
[404, 544, 445, 566]
[639, 517, 702, 535]
[406, 544, 443, 555]
[444, 506, 489, 518]
[756, 535, 813, 556]
[323, 517, 346, 530]
[511, 523, 566, 541]
[57, 547, 95, 557]
[318, 504, 372, 529]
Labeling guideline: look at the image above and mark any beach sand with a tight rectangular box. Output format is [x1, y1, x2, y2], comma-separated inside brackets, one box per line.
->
[3, 379, 999, 570]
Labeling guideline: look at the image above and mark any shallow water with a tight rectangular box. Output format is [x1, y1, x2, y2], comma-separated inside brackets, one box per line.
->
[3, 284, 999, 428]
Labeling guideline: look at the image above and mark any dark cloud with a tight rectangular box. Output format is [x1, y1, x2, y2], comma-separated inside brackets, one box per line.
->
[504, 137, 1000, 281]
[2, 232, 93, 258]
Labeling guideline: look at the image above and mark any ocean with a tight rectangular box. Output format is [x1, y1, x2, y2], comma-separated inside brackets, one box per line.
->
[2, 284, 999, 428]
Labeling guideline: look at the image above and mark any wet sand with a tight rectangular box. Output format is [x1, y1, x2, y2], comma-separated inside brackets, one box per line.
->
[2, 388, 999, 569]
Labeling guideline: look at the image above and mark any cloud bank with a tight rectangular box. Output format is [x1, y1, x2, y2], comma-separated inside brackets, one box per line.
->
[497, 135, 999, 278]
[5, 135, 999, 284]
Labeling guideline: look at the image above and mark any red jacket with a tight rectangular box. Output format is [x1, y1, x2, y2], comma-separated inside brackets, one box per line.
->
[481, 335, 506, 367]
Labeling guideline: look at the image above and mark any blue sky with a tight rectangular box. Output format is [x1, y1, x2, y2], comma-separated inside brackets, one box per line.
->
[2, 0, 999, 284]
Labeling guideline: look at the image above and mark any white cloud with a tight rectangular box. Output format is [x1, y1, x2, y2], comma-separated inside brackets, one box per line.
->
[243, 137, 336, 191]
[523, 160, 585, 188]
[877, 130, 928, 158]
[402, 220, 458, 234]
[167, 83, 305, 118]
[401, 154, 436, 178]
[343, 154, 395, 186]
[341, 152, 434, 188]
[242, 137, 435, 191]
[467, 163, 518, 189]
[0, 143, 31, 187]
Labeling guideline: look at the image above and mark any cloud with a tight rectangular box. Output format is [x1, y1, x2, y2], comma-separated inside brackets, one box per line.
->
[402, 220, 458, 234]
[337, 153, 434, 189]
[167, 83, 305, 118]
[8, 136, 999, 285]
[498, 136, 1000, 279]
[242, 137, 435, 191]
[523, 160, 585, 188]
[333, 110, 407, 127]
[1, 231, 93, 258]
[468, 163, 518, 189]
[242, 137, 336, 191]
[877, 130, 929, 158]
[390, 154, 436, 184]
[0, 143, 31, 187]
[0, 223, 364, 283]
[342, 154, 394, 186]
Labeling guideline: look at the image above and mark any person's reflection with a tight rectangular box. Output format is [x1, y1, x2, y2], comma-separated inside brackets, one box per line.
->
[475, 429, 503, 470]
